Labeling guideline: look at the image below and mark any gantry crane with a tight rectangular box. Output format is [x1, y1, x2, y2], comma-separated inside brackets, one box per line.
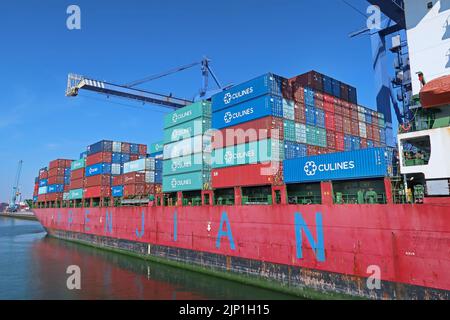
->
[8, 160, 23, 213]
[66, 57, 225, 109]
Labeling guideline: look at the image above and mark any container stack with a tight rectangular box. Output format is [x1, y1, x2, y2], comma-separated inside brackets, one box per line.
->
[35, 167, 49, 203]
[33, 160, 72, 204]
[162, 101, 213, 193]
[83, 140, 147, 200]
[210, 73, 290, 189]
[148, 141, 163, 185]
[68, 156, 86, 203]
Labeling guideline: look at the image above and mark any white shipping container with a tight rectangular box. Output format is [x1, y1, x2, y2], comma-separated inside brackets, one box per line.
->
[63, 192, 70, 201]
[145, 171, 156, 183]
[282, 99, 295, 121]
[38, 186, 48, 195]
[111, 163, 122, 175]
[123, 158, 155, 174]
[163, 135, 212, 160]
[112, 141, 122, 153]
[359, 122, 367, 139]
[295, 123, 307, 144]
[358, 112, 366, 122]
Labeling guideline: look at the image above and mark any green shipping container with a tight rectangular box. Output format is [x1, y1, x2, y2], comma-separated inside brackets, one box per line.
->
[164, 101, 212, 129]
[162, 171, 211, 192]
[163, 153, 211, 176]
[164, 117, 211, 143]
[283, 120, 296, 142]
[212, 138, 283, 169]
[69, 188, 83, 200]
[71, 158, 85, 171]
[306, 126, 327, 147]
[317, 128, 327, 147]
[149, 141, 164, 154]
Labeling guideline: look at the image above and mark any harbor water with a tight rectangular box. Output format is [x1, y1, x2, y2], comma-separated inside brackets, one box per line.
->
[0, 216, 299, 300]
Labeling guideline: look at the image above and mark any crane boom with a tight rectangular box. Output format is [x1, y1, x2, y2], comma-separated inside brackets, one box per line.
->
[66, 74, 193, 109]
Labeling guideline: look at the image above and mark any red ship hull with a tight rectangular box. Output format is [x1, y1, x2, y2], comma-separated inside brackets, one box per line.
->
[33, 203, 450, 299]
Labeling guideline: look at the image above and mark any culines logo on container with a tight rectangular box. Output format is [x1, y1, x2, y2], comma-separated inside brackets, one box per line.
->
[223, 87, 254, 105]
[304, 160, 356, 176]
[224, 149, 255, 163]
[223, 108, 254, 124]
[171, 178, 191, 189]
[171, 159, 192, 171]
[172, 110, 192, 124]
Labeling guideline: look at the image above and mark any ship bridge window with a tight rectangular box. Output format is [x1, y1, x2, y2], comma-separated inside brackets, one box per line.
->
[401, 136, 431, 167]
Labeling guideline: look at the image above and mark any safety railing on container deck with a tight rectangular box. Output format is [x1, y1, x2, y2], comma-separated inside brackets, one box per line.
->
[334, 193, 386, 205]
[242, 195, 273, 205]
[288, 195, 322, 205]
[215, 197, 235, 206]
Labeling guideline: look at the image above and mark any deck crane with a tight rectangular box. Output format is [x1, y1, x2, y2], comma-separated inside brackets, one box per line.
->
[66, 57, 225, 110]
[8, 160, 23, 213]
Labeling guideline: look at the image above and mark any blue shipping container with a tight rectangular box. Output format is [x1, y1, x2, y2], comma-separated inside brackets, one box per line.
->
[211, 73, 284, 112]
[47, 184, 64, 193]
[33, 196, 38, 202]
[352, 136, 361, 151]
[323, 76, 333, 95]
[80, 151, 88, 159]
[316, 109, 325, 128]
[85, 163, 112, 177]
[212, 94, 283, 130]
[284, 142, 307, 160]
[304, 88, 315, 106]
[39, 179, 48, 187]
[283, 148, 390, 183]
[64, 168, 71, 176]
[64, 176, 70, 185]
[112, 153, 122, 164]
[130, 143, 139, 154]
[332, 79, 341, 98]
[111, 186, 124, 197]
[87, 140, 113, 155]
[305, 105, 316, 126]
[155, 158, 163, 171]
[344, 135, 352, 151]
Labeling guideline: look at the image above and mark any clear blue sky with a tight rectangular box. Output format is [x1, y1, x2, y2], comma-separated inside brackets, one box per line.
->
[0, 0, 382, 202]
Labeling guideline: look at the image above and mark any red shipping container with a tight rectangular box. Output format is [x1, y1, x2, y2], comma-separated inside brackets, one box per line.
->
[48, 167, 65, 178]
[373, 127, 381, 142]
[343, 117, 352, 134]
[46, 193, 63, 201]
[318, 147, 329, 155]
[86, 175, 111, 188]
[323, 101, 334, 113]
[366, 124, 373, 140]
[49, 159, 72, 170]
[326, 131, 336, 149]
[84, 186, 111, 198]
[37, 195, 47, 202]
[314, 99, 324, 110]
[39, 170, 48, 180]
[64, 185, 71, 192]
[351, 109, 359, 121]
[123, 172, 145, 185]
[121, 142, 131, 154]
[138, 144, 147, 155]
[86, 152, 112, 166]
[360, 138, 368, 149]
[124, 184, 146, 197]
[48, 175, 65, 185]
[325, 113, 335, 131]
[294, 103, 306, 124]
[323, 94, 334, 103]
[212, 116, 284, 149]
[314, 91, 324, 102]
[211, 163, 284, 189]
[130, 155, 139, 161]
[34, 183, 39, 192]
[307, 145, 319, 156]
[342, 106, 351, 118]
[71, 168, 85, 180]
[373, 140, 381, 147]
[112, 175, 124, 186]
[351, 121, 360, 136]
[334, 114, 343, 132]
[70, 178, 84, 189]
[290, 71, 323, 92]
[334, 103, 343, 115]
[335, 132, 345, 151]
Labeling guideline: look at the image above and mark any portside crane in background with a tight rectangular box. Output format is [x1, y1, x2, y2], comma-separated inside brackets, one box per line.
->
[7, 160, 23, 213]
[66, 57, 225, 109]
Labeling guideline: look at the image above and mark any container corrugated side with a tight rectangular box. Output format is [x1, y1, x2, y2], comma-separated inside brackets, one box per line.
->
[283, 147, 391, 183]
[212, 138, 283, 169]
[164, 117, 211, 143]
[212, 95, 283, 130]
[211, 73, 284, 112]
[68, 188, 83, 200]
[123, 158, 155, 174]
[111, 186, 124, 197]
[71, 158, 86, 170]
[163, 153, 211, 176]
[163, 135, 212, 160]
[212, 163, 284, 188]
[149, 141, 164, 155]
[162, 171, 211, 192]
[164, 101, 212, 129]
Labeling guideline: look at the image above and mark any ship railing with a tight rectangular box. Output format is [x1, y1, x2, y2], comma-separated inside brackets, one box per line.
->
[288, 195, 322, 205]
[334, 193, 387, 205]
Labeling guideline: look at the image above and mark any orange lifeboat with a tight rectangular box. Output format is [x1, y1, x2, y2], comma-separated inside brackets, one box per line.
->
[420, 75, 450, 108]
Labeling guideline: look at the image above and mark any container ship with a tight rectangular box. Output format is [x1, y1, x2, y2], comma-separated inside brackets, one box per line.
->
[31, 1, 449, 299]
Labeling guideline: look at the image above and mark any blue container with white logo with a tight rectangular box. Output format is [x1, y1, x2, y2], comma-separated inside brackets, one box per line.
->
[305, 105, 316, 126]
[212, 73, 284, 112]
[284, 142, 307, 160]
[212, 94, 283, 130]
[111, 186, 124, 197]
[316, 108, 325, 128]
[85, 163, 112, 177]
[304, 88, 315, 106]
[39, 179, 48, 187]
[283, 148, 391, 183]
[47, 184, 64, 193]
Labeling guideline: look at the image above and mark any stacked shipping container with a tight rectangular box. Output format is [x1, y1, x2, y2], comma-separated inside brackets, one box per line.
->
[162, 101, 213, 192]
[34, 159, 73, 203]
